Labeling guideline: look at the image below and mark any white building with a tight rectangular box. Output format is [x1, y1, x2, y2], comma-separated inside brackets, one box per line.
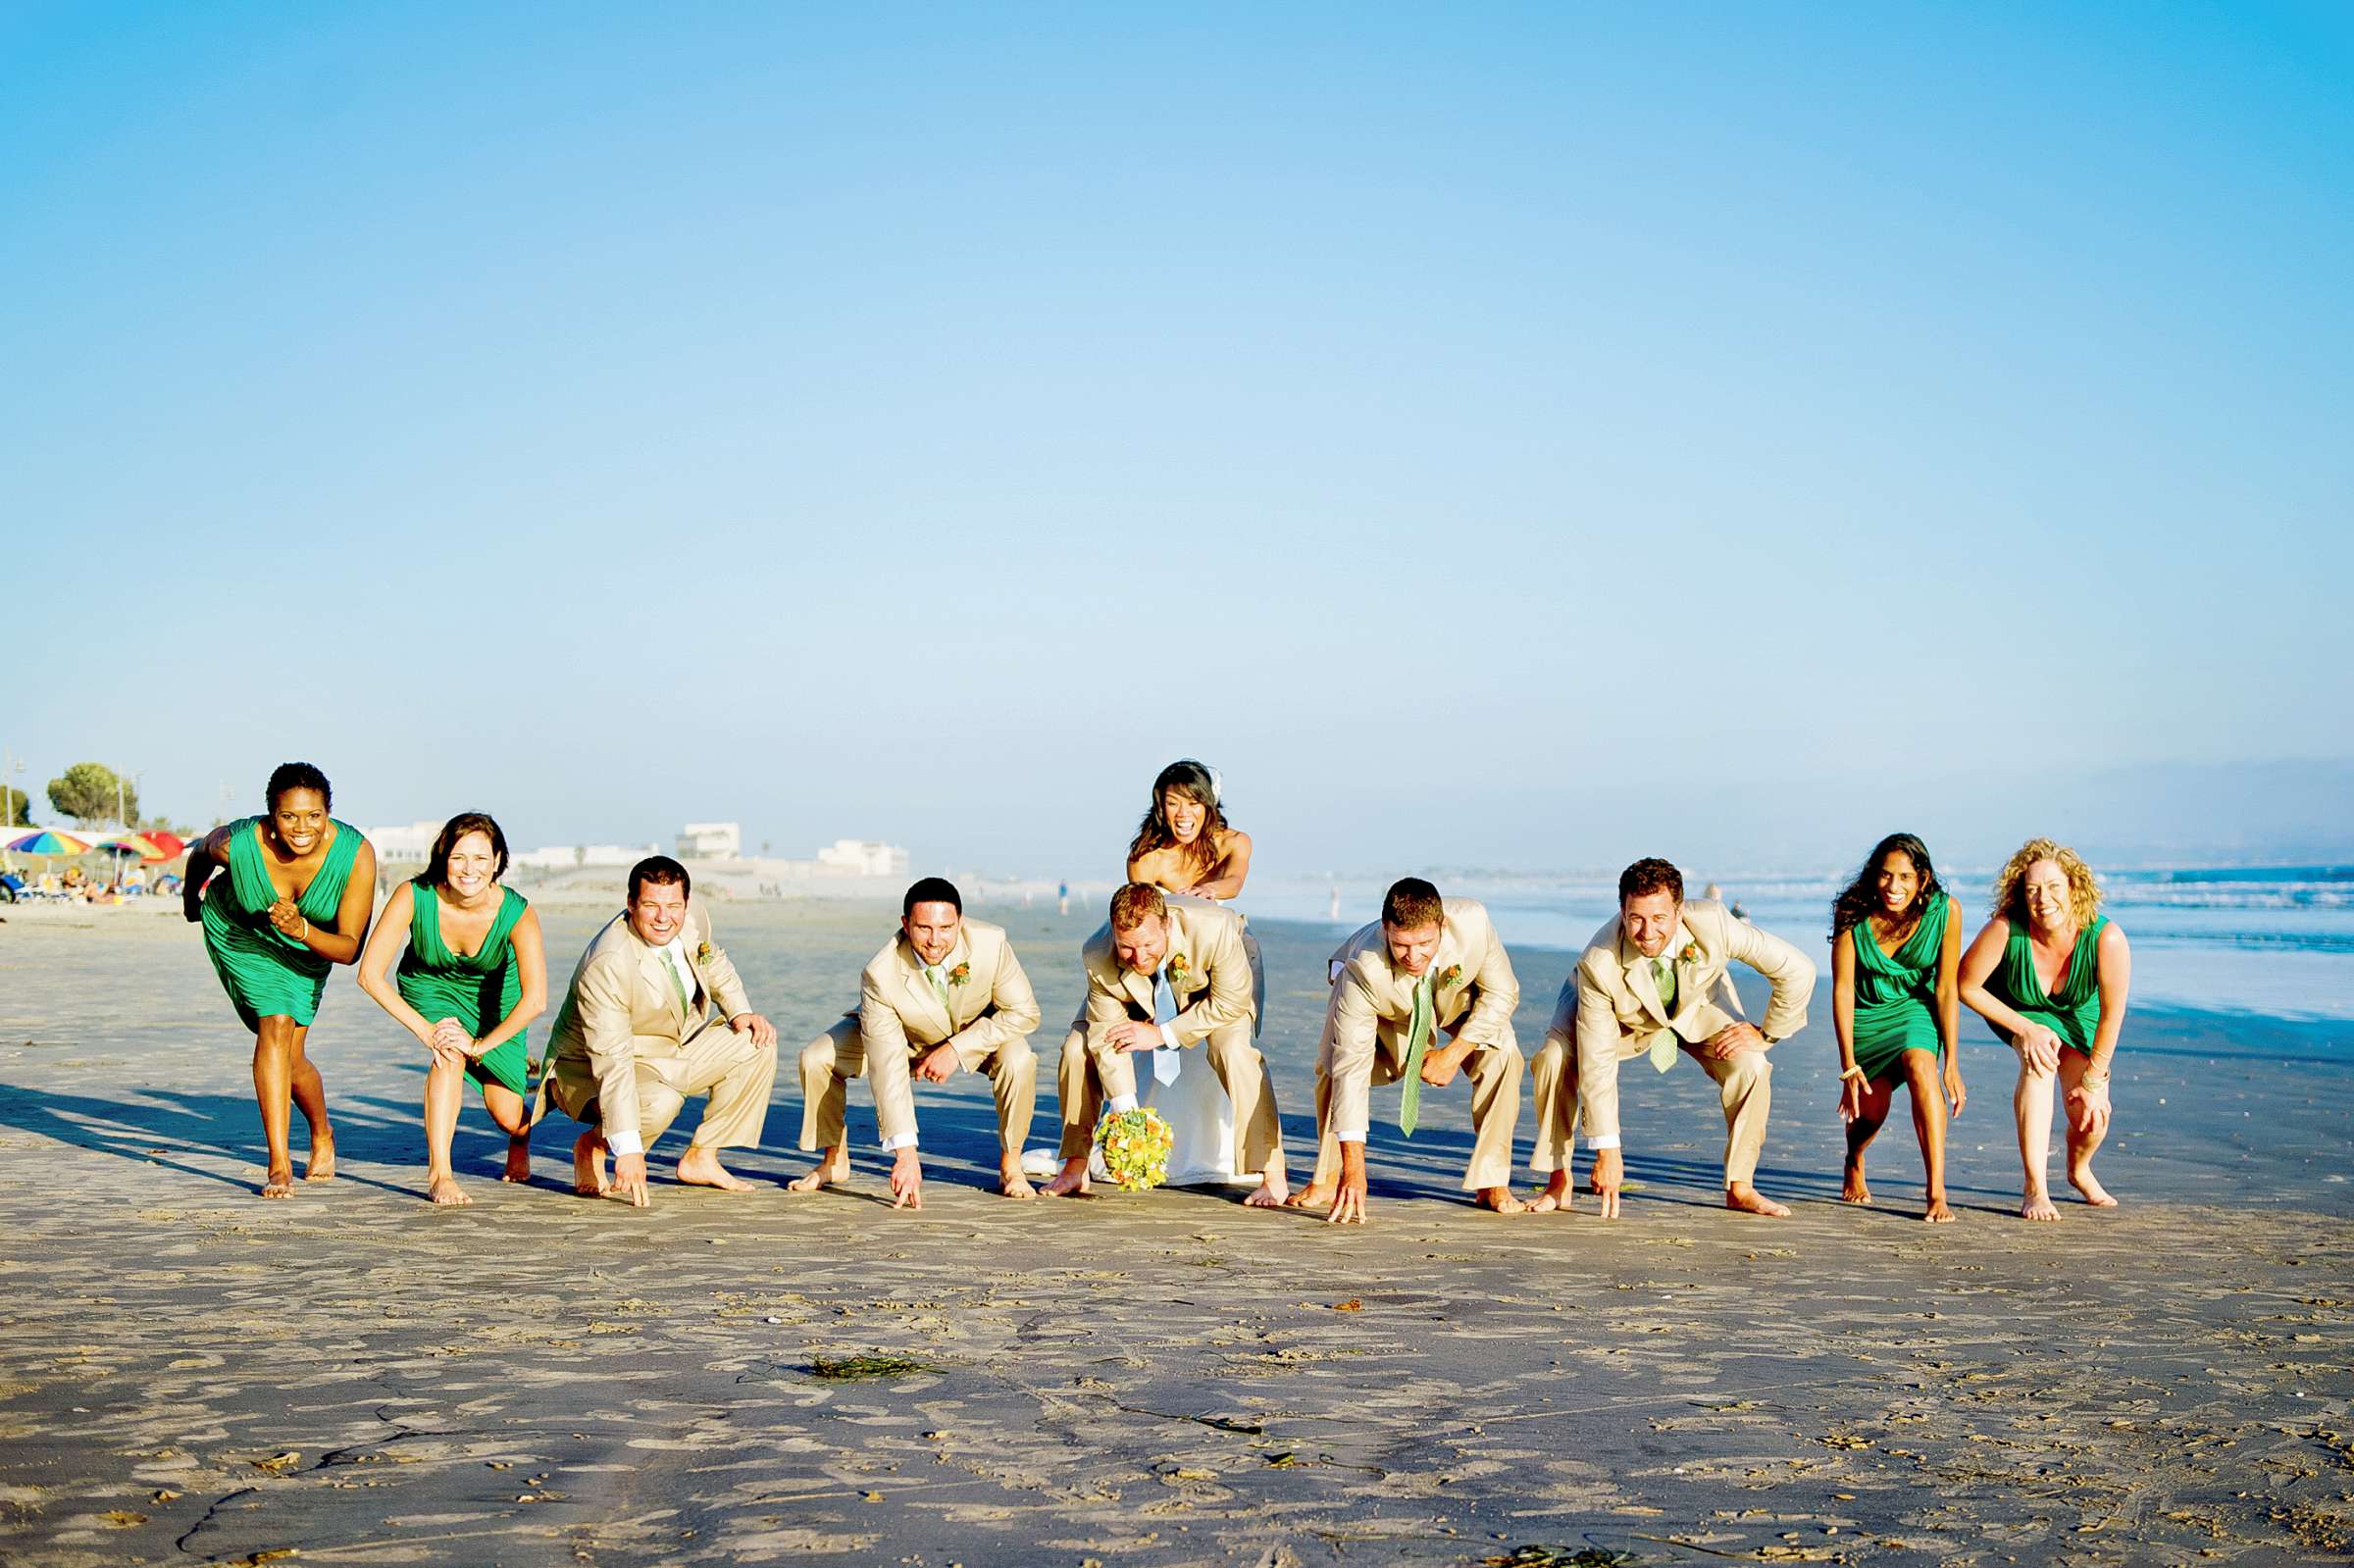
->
[677, 821, 742, 859]
[816, 838, 909, 877]
[364, 821, 440, 864]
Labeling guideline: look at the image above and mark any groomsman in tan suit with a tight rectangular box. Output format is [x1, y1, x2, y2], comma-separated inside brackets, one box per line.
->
[541, 856, 779, 1207]
[1292, 879, 1527, 1224]
[790, 877, 1043, 1209]
[1042, 884, 1288, 1206]
[1528, 857, 1815, 1219]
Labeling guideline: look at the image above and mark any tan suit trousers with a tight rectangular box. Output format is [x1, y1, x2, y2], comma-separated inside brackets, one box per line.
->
[567, 1019, 776, 1152]
[1052, 1023, 1283, 1174]
[1528, 977, 1772, 1185]
[1308, 1037, 1523, 1193]
[797, 1016, 1038, 1154]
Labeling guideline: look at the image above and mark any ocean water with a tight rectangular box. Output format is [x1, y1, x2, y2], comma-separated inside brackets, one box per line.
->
[1244, 865, 2354, 1024]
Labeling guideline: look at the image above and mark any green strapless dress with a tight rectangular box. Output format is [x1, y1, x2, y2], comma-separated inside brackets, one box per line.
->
[1849, 890, 1952, 1081]
[396, 884, 531, 1097]
[199, 817, 365, 1031]
[1987, 915, 2110, 1057]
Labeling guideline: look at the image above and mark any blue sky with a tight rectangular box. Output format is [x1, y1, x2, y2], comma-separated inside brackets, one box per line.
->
[4, 4, 2348, 877]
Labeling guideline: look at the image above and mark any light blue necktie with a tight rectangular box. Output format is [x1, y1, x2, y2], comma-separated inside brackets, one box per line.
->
[1151, 969, 1181, 1085]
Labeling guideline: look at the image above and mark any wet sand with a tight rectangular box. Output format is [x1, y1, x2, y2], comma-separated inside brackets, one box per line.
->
[2, 899, 2350, 1566]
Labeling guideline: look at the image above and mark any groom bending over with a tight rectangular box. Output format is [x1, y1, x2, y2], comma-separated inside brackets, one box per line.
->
[1043, 884, 1287, 1206]
[540, 856, 778, 1206]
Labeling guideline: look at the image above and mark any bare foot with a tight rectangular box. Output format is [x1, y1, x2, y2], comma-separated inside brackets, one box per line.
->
[1040, 1157, 1091, 1197]
[787, 1148, 851, 1193]
[1475, 1186, 1528, 1214]
[1922, 1195, 1956, 1223]
[676, 1145, 755, 1192]
[304, 1130, 335, 1183]
[427, 1171, 472, 1206]
[1725, 1182, 1790, 1218]
[2067, 1164, 2118, 1207]
[260, 1167, 296, 1199]
[2021, 1189, 2060, 1221]
[501, 1136, 532, 1184]
[1284, 1180, 1334, 1212]
[998, 1159, 1037, 1200]
[1243, 1166, 1290, 1208]
[572, 1129, 609, 1197]
[1527, 1170, 1572, 1213]
[1840, 1161, 1872, 1204]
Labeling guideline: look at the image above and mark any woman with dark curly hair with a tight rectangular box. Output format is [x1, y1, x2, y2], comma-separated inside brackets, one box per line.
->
[358, 812, 547, 1205]
[1960, 837, 2132, 1221]
[1830, 833, 1964, 1222]
[182, 762, 377, 1197]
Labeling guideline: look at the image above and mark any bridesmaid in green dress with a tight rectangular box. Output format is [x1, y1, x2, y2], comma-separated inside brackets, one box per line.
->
[1960, 837, 2132, 1222]
[358, 812, 547, 1205]
[182, 762, 378, 1198]
[1829, 834, 1965, 1222]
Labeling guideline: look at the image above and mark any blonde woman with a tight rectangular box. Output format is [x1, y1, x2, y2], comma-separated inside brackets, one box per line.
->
[1960, 838, 2131, 1221]
[1122, 759, 1264, 1184]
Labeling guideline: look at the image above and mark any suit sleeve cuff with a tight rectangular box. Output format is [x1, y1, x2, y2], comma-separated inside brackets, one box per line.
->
[1585, 1133, 1621, 1150]
[1334, 1129, 1367, 1143]
[1158, 1023, 1179, 1049]
[604, 1128, 644, 1157]
[1107, 1093, 1138, 1114]
[879, 1133, 918, 1152]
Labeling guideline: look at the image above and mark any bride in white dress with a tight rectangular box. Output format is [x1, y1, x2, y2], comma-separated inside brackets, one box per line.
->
[1124, 760, 1265, 1186]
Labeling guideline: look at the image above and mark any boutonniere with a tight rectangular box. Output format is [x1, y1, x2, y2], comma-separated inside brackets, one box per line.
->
[1165, 953, 1191, 986]
[1678, 941, 1700, 964]
[695, 940, 714, 966]
[1436, 964, 1464, 988]
[947, 962, 971, 986]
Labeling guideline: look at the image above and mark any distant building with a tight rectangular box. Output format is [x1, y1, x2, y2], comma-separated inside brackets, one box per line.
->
[816, 838, 909, 877]
[677, 821, 742, 859]
[581, 843, 657, 868]
[365, 821, 440, 864]
[513, 845, 582, 872]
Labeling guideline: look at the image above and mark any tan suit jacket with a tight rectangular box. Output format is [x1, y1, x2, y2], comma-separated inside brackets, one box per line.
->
[1320, 897, 1518, 1139]
[1080, 901, 1255, 1048]
[854, 918, 1041, 1069]
[544, 902, 752, 1145]
[1572, 899, 1814, 1147]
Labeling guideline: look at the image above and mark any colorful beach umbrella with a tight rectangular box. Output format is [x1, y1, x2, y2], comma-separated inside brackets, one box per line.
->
[7, 830, 91, 856]
[134, 829, 187, 860]
[97, 835, 164, 858]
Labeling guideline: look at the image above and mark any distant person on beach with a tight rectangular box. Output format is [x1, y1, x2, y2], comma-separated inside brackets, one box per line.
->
[538, 855, 777, 1207]
[357, 812, 547, 1205]
[1057, 881, 1069, 917]
[1829, 833, 1965, 1222]
[1293, 878, 1526, 1223]
[791, 877, 1043, 1208]
[183, 762, 377, 1198]
[1530, 858, 1814, 1219]
[1960, 838, 2131, 1221]
[1043, 883, 1286, 1206]
[1121, 759, 1266, 1183]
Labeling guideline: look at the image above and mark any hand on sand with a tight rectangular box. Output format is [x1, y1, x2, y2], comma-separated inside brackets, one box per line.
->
[888, 1148, 923, 1211]
[1591, 1146, 1624, 1220]
[676, 1146, 754, 1192]
[610, 1151, 649, 1207]
[1314, 1173, 1367, 1225]
[1705, 1021, 1766, 1060]
[1725, 1181, 1789, 1218]
[788, 1147, 850, 1193]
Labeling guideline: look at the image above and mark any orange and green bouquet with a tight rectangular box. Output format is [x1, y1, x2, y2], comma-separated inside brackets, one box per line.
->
[1095, 1106, 1175, 1191]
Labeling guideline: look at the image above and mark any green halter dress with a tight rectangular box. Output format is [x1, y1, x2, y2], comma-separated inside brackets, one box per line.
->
[199, 817, 366, 1031]
[396, 884, 533, 1097]
[1987, 914, 2111, 1057]
[1847, 890, 1952, 1082]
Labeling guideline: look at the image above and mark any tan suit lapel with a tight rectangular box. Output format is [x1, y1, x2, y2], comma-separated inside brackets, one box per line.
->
[640, 944, 689, 1040]
[1428, 928, 1467, 1029]
[1121, 964, 1155, 1018]
[1619, 928, 1669, 1027]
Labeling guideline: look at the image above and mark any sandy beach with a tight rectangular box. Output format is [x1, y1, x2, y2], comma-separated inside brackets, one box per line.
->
[2, 898, 2350, 1566]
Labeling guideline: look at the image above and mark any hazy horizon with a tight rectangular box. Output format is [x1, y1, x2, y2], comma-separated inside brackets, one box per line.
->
[7, 6, 2346, 882]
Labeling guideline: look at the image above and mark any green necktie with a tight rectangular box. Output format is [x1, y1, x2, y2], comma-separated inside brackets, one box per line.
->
[1398, 972, 1435, 1136]
[925, 962, 950, 1013]
[664, 952, 691, 1020]
[1649, 958, 1679, 1072]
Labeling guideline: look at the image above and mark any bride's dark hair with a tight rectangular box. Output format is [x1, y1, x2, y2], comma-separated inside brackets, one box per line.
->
[1832, 832, 1940, 938]
[1127, 759, 1230, 883]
